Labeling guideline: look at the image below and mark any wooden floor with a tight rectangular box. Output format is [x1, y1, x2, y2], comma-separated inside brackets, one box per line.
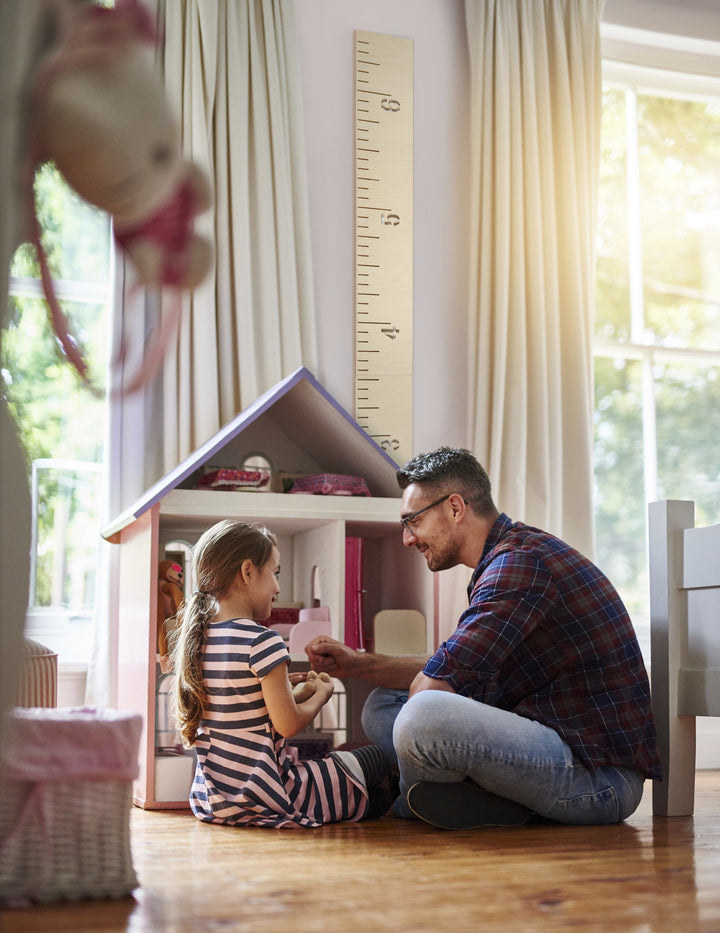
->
[3, 772, 720, 933]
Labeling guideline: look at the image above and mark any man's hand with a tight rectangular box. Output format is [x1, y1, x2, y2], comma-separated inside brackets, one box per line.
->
[408, 670, 456, 698]
[306, 636, 429, 689]
[305, 635, 360, 679]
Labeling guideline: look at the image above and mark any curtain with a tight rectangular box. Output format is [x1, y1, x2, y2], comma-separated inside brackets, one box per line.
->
[156, 0, 317, 472]
[91, 0, 316, 705]
[157, 0, 317, 477]
[464, 0, 604, 558]
[107, 0, 316, 512]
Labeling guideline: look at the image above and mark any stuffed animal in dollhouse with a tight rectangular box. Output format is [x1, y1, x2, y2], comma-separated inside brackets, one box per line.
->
[26, 0, 212, 389]
[157, 560, 185, 670]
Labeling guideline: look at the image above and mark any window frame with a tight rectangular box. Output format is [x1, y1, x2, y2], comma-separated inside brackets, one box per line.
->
[597, 59, 720, 495]
[5, 186, 113, 664]
[594, 49, 720, 657]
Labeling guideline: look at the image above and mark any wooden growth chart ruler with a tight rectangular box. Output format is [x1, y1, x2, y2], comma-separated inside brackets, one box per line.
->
[354, 29, 413, 466]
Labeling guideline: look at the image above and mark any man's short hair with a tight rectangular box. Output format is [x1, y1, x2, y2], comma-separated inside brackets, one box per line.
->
[396, 447, 496, 516]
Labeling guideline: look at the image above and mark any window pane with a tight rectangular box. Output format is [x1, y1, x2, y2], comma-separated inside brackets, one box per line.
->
[595, 86, 631, 342]
[1, 295, 107, 462]
[2, 293, 107, 628]
[32, 462, 103, 611]
[638, 95, 720, 351]
[593, 355, 647, 619]
[10, 162, 111, 284]
[4, 164, 110, 666]
[655, 359, 720, 524]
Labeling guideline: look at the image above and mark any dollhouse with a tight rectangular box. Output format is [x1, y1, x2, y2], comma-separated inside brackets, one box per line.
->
[103, 367, 434, 808]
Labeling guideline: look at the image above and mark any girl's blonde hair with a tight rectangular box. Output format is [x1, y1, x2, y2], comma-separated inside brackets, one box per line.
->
[171, 520, 277, 746]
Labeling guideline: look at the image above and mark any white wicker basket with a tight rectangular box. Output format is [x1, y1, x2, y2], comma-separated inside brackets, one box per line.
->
[0, 778, 137, 903]
[0, 707, 142, 905]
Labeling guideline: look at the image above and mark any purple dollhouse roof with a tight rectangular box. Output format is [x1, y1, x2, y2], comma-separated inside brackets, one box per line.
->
[103, 366, 403, 540]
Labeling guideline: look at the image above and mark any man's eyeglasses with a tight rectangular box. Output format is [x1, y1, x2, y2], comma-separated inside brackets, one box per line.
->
[400, 495, 450, 533]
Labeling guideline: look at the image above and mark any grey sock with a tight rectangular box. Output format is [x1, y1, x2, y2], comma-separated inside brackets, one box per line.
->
[350, 744, 390, 787]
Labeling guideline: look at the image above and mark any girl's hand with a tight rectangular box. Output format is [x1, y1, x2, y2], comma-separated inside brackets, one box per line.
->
[307, 670, 334, 702]
[262, 665, 335, 738]
[292, 670, 334, 704]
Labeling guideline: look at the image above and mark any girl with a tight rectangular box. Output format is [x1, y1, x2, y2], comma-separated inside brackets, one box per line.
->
[172, 519, 390, 828]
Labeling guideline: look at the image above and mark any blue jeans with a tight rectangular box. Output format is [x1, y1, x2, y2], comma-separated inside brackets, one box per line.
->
[361, 688, 646, 825]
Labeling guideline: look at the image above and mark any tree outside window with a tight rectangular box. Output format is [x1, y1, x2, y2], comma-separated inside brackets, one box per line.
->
[1, 163, 111, 657]
[594, 71, 720, 653]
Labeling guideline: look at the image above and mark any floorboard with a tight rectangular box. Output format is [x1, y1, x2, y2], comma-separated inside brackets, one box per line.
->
[3, 772, 720, 932]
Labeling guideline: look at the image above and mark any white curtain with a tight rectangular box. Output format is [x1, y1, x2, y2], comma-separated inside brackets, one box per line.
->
[157, 0, 317, 471]
[92, 0, 316, 705]
[108, 0, 316, 513]
[464, 0, 604, 558]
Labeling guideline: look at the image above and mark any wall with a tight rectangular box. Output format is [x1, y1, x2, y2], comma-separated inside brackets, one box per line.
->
[295, 0, 471, 459]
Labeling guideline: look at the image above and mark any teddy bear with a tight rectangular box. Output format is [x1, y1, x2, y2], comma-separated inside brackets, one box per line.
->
[157, 560, 185, 672]
[25, 0, 212, 391]
[292, 670, 333, 704]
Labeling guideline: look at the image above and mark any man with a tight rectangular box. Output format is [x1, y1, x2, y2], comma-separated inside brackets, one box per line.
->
[306, 447, 661, 830]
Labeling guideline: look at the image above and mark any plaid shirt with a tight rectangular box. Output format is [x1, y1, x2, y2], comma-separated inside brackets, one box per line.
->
[424, 513, 661, 779]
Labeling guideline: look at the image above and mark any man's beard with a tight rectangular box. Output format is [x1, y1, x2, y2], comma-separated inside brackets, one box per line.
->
[423, 533, 462, 573]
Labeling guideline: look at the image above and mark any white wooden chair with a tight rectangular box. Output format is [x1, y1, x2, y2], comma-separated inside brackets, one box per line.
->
[648, 499, 720, 816]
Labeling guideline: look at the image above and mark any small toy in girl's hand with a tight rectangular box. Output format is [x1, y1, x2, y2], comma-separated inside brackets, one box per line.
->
[292, 670, 333, 704]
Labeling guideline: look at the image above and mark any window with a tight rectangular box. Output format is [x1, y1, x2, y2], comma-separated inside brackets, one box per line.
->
[2, 163, 111, 661]
[594, 62, 720, 655]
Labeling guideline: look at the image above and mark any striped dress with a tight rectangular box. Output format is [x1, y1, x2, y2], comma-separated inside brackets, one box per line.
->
[189, 618, 369, 828]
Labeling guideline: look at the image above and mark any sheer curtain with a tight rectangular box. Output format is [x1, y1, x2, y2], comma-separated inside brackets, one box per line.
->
[92, 0, 316, 705]
[464, 0, 604, 558]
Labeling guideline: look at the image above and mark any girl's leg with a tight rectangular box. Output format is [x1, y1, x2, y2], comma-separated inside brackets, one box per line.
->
[333, 744, 392, 819]
[392, 691, 645, 826]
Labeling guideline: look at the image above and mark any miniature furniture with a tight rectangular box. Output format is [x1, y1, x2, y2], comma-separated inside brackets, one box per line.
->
[288, 607, 332, 655]
[0, 707, 142, 904]
[373, 609, 427, 655]
[648, 499, 720, 816]
[103, 367, 435, 809]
